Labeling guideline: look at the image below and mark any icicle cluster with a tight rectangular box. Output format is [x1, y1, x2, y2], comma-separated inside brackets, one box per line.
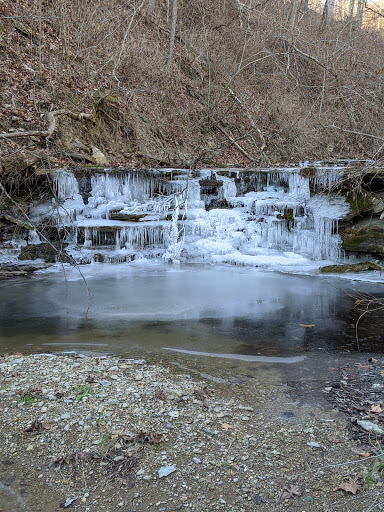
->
[29, 164, 350, 268]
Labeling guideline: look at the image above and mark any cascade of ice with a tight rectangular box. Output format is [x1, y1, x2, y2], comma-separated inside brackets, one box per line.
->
[54, 170, 79, 199]
[27, 164, 352, 268]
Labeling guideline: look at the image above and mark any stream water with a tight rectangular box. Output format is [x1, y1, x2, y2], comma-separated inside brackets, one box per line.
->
[0, 263, 383, 358]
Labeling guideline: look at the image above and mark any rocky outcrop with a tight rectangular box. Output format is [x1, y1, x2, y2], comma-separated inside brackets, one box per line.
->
[320, 261, 384, 273]
[340, 218, 384, 257]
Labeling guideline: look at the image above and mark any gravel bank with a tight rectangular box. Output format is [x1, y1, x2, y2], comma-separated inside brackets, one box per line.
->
[0, 353, 383, 511]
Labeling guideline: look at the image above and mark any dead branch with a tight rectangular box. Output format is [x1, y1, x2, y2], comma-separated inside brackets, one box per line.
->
[0, 110, 94, 140]
[227, 87, 266, 152]
[210, 117, 256, 162]
[324, 124, 384, 141]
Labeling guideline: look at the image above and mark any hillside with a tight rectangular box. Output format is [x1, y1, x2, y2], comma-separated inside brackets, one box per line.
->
[1, 0, 384, 174]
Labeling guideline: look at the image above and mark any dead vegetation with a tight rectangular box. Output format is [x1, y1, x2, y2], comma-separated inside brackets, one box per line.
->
[0, 0, 384, 174]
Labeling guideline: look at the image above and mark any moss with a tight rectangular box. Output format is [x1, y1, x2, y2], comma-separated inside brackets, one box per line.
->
[345, 194, 373, 211]
[299, 166, 317, 177]
[341, 227, 384, 254]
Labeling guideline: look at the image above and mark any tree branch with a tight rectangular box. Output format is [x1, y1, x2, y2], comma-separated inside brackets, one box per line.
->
[0, 110, 94, 140]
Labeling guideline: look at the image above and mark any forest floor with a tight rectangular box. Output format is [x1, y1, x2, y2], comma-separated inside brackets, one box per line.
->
[0, 352, 384, 512]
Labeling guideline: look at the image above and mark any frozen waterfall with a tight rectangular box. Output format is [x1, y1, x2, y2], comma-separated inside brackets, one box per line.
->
[28, 164, 351, 270]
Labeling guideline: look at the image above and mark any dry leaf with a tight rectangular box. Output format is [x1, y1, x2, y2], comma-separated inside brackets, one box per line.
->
[350, 446, 371, 457]
[121, 474, 136, 489]
[371, 404, 382, 413]
[281, 485, 303, 499]
[380, 370, 384, 378]
[333, 481, 361, 494]
[221, 423, 231, 431]
[328, 435, 342, 443]
[299, 324, 315, 328]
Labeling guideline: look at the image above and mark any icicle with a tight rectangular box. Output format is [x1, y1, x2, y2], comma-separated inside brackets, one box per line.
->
[28, 230, 41, 245]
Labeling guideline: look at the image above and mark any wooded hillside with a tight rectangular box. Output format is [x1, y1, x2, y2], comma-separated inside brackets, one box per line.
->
[1, 0, 384, 172]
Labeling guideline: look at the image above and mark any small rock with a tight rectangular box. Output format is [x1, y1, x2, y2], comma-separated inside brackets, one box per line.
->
[357, 420, 384, 434]
[158, 466, 177, 478]
[238, 405, 254, 412]
[168, 410, 179, 419]
[91, 146, 107, 165]
[192, 457, 201, 464]
[307, 441, 323, 449]
[99, 380, 111, 386]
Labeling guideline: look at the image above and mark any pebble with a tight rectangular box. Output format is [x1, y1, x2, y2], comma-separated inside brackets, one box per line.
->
[158, 466, 177, 478]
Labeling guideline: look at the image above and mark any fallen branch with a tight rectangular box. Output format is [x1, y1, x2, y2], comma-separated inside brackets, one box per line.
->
[227, 87, 266, 152]
[324, 124, 384, 141]
[210, 117, 256, 162]
[0, 110, 94, 140]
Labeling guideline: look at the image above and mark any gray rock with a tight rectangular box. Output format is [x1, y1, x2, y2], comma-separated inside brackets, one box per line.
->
[158, 466, 177, 478]
[357, 420, 384, 434]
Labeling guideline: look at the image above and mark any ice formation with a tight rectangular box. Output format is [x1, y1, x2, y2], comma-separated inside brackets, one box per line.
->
[27, 164, 351, 270]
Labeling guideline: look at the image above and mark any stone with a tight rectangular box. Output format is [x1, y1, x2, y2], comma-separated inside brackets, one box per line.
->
[91, 146, 107, 165]
[320, 261, 384, 273]
[158, 466, 177, 478]
[357, 420, 384, 434]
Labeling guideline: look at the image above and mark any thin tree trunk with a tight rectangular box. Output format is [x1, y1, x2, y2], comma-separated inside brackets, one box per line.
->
[320, 0, 335, 31]
[165, 0, 177, 68]
[147, 0, 156, 17]
[355, 0, 364, 31]
[288, 0, 299, 29]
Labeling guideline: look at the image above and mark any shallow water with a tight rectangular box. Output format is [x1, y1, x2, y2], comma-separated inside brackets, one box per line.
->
[0, 263, 383, 357]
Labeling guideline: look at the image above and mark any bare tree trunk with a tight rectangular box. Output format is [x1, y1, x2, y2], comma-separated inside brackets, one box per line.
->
[165, 0, 177, 68]
[348, 0, 356, 19]
[355, 0, 364, 31]
[288, 0, 299, 29]
[320, 0, 335, 31]
[147, 0, 156, 17]
[300, 0, 309, 13]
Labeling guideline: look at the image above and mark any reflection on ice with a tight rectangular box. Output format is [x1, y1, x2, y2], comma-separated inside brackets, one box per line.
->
[162, 348, 306, 363]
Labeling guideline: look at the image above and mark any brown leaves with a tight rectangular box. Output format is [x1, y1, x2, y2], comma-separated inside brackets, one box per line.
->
[333, 481, 361, 494]
[350, 445, 372, 458]
[220, 423, 231, 432]
[299, 324, 315, 328]
[194, 386, 210, 401]
[371, 404, 383, 413]
[154, 388, 167, 401]
[121, 474, 136, 489]
[24, 419, 43, 434]
[281, 485, 303, 499]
